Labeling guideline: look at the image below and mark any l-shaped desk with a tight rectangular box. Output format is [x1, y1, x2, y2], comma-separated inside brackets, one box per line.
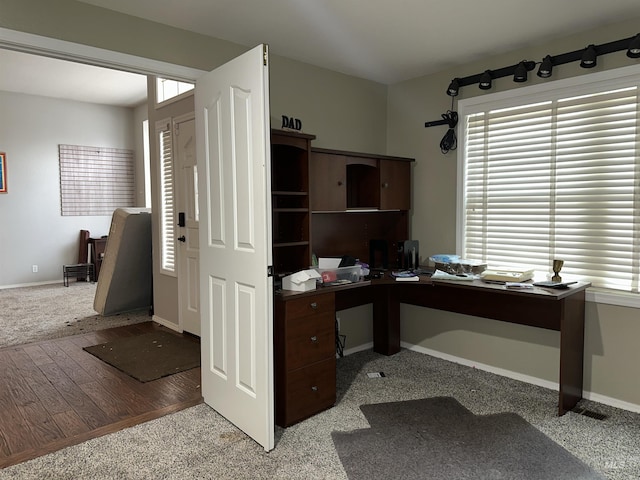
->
[278, 275, 590, 422]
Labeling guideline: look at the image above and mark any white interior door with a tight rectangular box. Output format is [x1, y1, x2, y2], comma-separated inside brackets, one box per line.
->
[195, 44, 274, 451]
[175, 114, 200, 336]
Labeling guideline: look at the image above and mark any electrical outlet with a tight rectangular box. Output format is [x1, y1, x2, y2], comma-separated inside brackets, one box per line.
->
[32, 265, 38, 273]
[336, 316, 341, 332]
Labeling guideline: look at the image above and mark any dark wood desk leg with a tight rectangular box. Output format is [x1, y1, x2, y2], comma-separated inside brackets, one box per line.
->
[372, 285, 401, 355]
[558, 290, 586, 415]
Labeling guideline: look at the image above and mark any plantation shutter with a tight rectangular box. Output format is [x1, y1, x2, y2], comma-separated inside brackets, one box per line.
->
[158, 121, 176, 274]
[463, 86, 640, 292]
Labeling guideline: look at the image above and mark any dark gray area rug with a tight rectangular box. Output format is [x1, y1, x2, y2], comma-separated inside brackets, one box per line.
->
[332, 397, 606, 480]
[83, 330, 200, 382]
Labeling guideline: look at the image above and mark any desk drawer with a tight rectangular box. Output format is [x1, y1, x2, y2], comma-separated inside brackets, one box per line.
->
[284, 312, 335, 370]
[284, 292, 335, 319]
[280, 357, 336, 426]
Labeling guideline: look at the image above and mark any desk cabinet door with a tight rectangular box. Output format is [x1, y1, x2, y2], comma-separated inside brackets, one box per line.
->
[380, 159, 411, 210]
[310, 152, 346, 211]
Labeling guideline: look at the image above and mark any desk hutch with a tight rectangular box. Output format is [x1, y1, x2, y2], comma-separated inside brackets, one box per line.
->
[270, 129, 415, 427]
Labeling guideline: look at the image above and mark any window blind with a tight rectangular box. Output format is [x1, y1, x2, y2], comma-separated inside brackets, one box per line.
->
[158, 123, 176, 274]
[59, 144, 135, 216]
[463, 86, 640, 292]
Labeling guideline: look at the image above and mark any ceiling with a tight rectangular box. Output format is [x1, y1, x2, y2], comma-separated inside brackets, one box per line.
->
[0, 49, 148, 108]
[2, 0, 640, 106]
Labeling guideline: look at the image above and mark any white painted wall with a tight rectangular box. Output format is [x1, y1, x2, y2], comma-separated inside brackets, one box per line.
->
[0, 90, 141, 287]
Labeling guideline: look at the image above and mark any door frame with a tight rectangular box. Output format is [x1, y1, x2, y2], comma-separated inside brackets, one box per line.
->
[0, 28, 205, 82]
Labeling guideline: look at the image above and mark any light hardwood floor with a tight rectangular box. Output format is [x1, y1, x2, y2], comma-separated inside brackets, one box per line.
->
[0, 321, 202, 468]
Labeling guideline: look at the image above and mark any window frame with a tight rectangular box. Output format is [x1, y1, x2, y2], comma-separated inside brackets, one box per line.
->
[457, 63, 640, 308]
[155, 78, 195, 108]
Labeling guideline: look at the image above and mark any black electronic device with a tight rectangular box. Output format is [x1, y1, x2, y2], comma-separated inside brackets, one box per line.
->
[397, 240, 419, 270]
[532, 281, 577, 289]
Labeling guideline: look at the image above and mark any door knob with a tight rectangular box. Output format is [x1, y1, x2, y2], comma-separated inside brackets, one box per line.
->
[177, 236, 186, 242]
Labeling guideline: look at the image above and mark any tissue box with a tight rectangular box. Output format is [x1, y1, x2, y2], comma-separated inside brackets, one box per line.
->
[282, 269, 321, 292]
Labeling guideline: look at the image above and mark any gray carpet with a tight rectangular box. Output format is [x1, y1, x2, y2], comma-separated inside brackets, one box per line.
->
[333, 397, 606, 479]
[0, 282, 149, 348]
[1, 348, 639, 479]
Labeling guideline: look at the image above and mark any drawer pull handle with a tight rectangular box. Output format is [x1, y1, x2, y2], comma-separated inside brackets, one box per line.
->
[311, 386, 318, 392]
[310, 335, 318, 343]
[310, 302, 318, 309]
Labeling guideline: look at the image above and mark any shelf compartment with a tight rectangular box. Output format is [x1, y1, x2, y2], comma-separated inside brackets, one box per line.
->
[272, 192, 309, 209]
[272, 211, 309, 244]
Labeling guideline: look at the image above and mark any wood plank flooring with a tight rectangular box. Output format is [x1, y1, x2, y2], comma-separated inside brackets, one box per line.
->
[0, 321, 202, 469]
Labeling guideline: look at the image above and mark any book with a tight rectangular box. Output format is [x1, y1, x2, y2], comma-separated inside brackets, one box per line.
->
[395, 275, 419, 282]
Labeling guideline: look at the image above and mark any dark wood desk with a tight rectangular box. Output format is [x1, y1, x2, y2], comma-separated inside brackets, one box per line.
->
[331, 276, 590, 416]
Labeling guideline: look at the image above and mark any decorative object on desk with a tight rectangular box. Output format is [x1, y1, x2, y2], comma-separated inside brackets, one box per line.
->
[281, 115, 302, 131]
[552, 258, 564, 282]
[0, 152, 7, 193]
[83, 330, 200, 382]
[332, 396, 606, 480]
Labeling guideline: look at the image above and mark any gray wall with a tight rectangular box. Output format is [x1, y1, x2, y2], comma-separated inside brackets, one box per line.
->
[386, 17, 640, 409]
[0, 90, 139, 287]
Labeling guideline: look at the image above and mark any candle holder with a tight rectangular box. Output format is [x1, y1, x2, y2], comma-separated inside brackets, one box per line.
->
[552, 259, 564, 282]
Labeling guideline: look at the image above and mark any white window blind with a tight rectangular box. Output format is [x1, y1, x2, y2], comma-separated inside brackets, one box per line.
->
[462, 85, 640, 292]
[157, 121, 176, 274]
[59, 144, 135, 216]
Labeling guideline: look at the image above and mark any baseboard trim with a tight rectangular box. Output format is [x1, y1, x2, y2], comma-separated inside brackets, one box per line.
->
[0, 280, 64, 290]
[152, 315, 181, 332]
[399, 342, 640, 414]
[342, 341, 373, 357]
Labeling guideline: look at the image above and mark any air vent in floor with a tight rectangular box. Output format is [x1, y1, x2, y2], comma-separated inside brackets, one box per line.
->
[571, 406, 608, 420]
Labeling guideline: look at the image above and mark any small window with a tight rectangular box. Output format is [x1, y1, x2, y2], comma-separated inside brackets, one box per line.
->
[156, 78, 194, 105]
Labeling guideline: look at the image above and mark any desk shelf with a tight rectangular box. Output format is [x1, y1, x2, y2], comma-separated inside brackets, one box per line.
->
[271, 130, 315, 277]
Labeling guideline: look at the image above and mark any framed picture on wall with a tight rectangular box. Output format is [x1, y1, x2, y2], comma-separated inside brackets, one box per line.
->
[0, 152, 6, 193]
